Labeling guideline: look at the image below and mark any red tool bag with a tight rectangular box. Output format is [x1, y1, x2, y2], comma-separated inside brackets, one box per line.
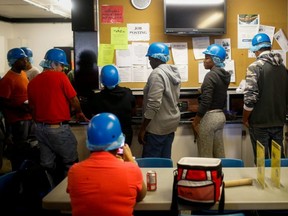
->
[170, 157, 225, 215]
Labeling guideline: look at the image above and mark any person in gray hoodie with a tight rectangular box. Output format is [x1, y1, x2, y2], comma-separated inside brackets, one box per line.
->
[192, 44, 231, 158]
[138, 42, 181, 158]
[243, 33, 288, 163]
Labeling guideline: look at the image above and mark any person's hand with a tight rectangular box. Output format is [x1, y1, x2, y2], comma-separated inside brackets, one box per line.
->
[138, 128, 146, 145]
[122, 144, 135, 162]
[76, 112, 90, 122]
[191, 121, 199, 140]
[116, 154, 124, 162]
[242, 119, 249, 128]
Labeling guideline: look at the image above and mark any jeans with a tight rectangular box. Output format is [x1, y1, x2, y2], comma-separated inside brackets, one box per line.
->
[35, 123, 78, 185]
[142, 132, 175, 158]
[249, 126, 285, 164]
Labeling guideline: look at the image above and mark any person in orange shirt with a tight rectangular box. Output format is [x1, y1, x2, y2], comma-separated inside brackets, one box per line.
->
[67, 113, 146, 216]
[0, 48, 35, 170]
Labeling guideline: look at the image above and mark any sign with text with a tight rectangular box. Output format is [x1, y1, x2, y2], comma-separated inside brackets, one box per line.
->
[271, 140, 281, 188]
[127, 23, 150, 41]
[257, 141, 265, 189]
[101, 5, 123, 24]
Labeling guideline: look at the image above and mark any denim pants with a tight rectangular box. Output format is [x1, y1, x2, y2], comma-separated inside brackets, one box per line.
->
[249, 126, 285, 164]
[142, 132, 175, 158]
[35, 123, 78, 184]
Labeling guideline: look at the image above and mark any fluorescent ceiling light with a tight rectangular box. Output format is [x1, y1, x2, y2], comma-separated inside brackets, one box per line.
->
[23, 0, 48, 10]
[23, 0, 71, 18]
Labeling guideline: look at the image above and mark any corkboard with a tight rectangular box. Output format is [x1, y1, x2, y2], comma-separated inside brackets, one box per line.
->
[98, 0, 287, 89]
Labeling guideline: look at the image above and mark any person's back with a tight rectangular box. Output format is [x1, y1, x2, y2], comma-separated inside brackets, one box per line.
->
[28, 71, 73, 123]
[247, 52, 288, 126]
[243, 33, 288, 161]
[28, 48, 88, 186]
[67, 113, 146, 216]
[89, 65, 135, 145]
[68, 151, 142, 216]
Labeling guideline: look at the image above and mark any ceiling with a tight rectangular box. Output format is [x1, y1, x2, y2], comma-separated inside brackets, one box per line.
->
[0, 0, 71, 22]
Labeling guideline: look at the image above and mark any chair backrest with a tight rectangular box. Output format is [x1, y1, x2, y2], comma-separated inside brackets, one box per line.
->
[136, 157, 173, 168]
[265, 158, 288, 167]
[220, 158, 244, 167]
[0, 171, 18, 192]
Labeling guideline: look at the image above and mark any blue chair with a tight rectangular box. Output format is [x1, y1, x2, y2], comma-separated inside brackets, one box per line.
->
[135, 157, 173, 168]
[180, 213, 245, 216]
[0, 171, 18, 192]
[265, 158, 288, 167]
[220, 158, 244, 167]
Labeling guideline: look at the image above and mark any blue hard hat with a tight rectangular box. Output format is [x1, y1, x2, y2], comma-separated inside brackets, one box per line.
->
[100, 65, 120, 89]
[86, 113, 125, 152]
[20, 47, 33, 57]
[250, 33, 271, 52]
[43, 48, 69, 66]
[203, 44, 226, 61]
[21, 47, 34, 63]
[7, 48, 27, 67]
[146, 42, 169, 57]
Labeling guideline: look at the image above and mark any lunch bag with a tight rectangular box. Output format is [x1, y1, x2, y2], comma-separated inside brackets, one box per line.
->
[170, 157, 225, 215]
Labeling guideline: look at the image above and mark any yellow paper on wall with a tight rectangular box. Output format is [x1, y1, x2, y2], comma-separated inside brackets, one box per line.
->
[271, 140, 281, 188]
[257, 141, 265, 189]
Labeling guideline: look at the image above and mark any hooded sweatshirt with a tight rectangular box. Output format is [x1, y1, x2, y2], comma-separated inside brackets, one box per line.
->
[143, 64, 181, 135]
[89, 86, 135, 133]
[197, 66, 231, 117]
[244, 51, 288, 127]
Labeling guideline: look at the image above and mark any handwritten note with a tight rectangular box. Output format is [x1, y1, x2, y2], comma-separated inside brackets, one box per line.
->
[111, 27, 128, 50]
[101, 5, 123, 24]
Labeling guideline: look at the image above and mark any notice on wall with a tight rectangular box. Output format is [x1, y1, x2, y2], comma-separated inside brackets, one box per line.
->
[101, 5, 123, 24]
[274, 29, 288, 52]
[111, 27, 128, 50]
[237, 14, 260, 49]
[127, 23, 150, 41]
[192, 37, 210, 60]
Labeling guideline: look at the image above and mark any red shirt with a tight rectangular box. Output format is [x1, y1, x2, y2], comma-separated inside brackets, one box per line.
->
[0, 70, 31, 123]
[27, 70, 76, 123]
[67, 152, 143, 216]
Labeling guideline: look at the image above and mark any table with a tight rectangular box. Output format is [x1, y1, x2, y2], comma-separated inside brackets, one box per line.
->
[42, 167, 288, 211]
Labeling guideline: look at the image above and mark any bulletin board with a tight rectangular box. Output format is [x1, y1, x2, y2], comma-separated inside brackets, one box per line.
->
[98, 0, 287, 89]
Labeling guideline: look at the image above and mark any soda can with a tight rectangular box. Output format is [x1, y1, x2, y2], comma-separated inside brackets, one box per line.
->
[146, 170, 157, 191]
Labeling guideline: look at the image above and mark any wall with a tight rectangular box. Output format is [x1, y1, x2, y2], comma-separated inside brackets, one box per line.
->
[98, 0, 287, 89]
[0, 21, 73, 77]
